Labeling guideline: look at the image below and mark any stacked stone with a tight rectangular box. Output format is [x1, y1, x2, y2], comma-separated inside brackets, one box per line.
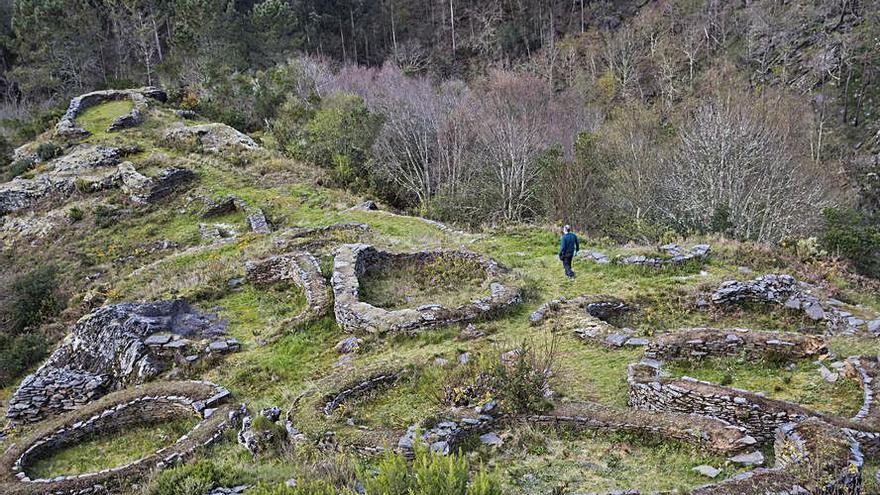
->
[55, 87, 166, 137]
[322, 371, 402, 416]
[644, 328, 827, 362]
[332, 244, 521, 334]
[710, 274, 880, 336]
[579, 243, 711, 267]
[0, 381, 232, 495]
[272, 222, 369, 252]
[245, 251, 331, 336]
[523, 401, 755, 455]
[7, 300, 235, 423]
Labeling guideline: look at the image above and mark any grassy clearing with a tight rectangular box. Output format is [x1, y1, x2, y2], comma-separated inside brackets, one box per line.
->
[77, 100, 134, 136]
[488, 425, 747, 494]
[666, 358, 864, 417]
[27, 416, 197, 479]
[359, 254, 490, 310]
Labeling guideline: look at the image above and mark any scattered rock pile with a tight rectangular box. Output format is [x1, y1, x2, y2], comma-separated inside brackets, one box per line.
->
[332, 244, 521, 334]
[7, 300, 237, 423]
[709, 274, 880, 336]
[530, 295, 644, 348]
[55, 87, 167, 137]
[398, 413, 497, 457]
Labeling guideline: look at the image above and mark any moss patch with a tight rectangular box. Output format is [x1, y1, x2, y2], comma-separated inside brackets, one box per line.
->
[77, 100, 135, 136]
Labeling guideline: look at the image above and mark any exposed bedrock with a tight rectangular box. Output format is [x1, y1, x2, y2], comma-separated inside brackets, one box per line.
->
[7, 300, 237, 423]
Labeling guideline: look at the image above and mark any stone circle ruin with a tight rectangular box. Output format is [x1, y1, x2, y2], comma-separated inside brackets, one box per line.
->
[580, 243, 711, 267]
[55, 87, 167, 138]
[0, 381, 233, 495]
[332, 244, 522, 334]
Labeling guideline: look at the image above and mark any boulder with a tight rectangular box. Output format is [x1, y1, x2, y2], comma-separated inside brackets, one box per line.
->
[163, 123, 259, 153]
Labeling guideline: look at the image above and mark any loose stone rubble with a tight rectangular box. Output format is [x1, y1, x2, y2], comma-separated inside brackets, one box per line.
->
[7, 300, 238, 423]
[332, 244, 522, 334]
[55, 87, 167, 137]
[398, 413, 497, 458]
[163, 123, 260, 153]
[709, 273, 880, 336]
[579, 243, 711, 267]
[0, 381, 233, 495]
[529, 295, 644, 348]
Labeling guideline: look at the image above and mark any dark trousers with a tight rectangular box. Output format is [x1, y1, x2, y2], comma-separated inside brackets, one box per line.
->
[560, 254, 574, 278]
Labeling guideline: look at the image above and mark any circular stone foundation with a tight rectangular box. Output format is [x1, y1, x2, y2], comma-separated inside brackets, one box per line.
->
[0, 381, 233, 495]
[332, 244, 522, 334]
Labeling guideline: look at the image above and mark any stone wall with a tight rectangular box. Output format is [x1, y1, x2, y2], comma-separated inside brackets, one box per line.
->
[528, 295, 647, 348]
[56, 87, 167, 137]
[0, 381, 232, 495]
[579, 243, 711, 267]
[644, 327, 827, 362]
[162, 123, 259, 154]
[7, 300, 238, 423]
[709, 274, 880, 337]
[245, 251, 331, 344]
[332, 244, 521, 334]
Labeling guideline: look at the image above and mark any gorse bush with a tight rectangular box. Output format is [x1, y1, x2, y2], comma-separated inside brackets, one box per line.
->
[360, 447, 501, 495]
[484, 338, 558, 415]
[36, 142, 61, 161]
[7, 265, 61, 333]
[7, 157, 35, 179]
[0, 331, 48, 387]
[148, 460, 249, 495]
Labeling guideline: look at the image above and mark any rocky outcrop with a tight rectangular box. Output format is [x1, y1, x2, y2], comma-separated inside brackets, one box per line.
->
[0, 381, 232, 495]
[55, 87, 166, 137]
[7, 300, 238, 423]
[332, 244, 522, 334]
[162, 123, 259, 154]
[709, 274, 880, 336]
[0, 144, 128, 214]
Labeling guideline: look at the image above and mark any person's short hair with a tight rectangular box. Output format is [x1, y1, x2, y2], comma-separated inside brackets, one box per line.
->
[563, 224, 571, 233]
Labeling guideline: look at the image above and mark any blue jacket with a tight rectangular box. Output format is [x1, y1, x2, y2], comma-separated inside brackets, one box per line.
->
[559, 232, 579, 257]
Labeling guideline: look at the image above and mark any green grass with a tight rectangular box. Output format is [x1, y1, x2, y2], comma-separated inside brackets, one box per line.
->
[358, 254, 491, 310]
[666, 357, 864, 417]
[26, 416, 197, 479]
[78, 100, 134, 136]
[491, 426, 748, 494]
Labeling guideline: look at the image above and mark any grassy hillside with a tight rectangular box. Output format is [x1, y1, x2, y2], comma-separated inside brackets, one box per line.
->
[0, 100, 878, 494]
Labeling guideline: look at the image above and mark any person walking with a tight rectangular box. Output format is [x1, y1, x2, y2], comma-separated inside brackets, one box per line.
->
[559, 224, 579, 279]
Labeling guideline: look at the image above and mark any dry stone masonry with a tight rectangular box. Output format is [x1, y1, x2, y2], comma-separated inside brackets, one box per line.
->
[579, 243, 711, 267]
[55, 87, 167, 137]
[0, 381, 233, 495]
[7, 300, 238, 423]
[708, 273, 880, 336]
[529, 295, 645, 348]
[332, 244, 522, 334]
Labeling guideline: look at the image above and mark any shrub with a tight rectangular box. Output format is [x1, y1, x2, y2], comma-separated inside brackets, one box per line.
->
[68, 206, 84, 222]
[821, 207, 880, 278]
[36, 142, 61, 161]
[0, 332, 48, 387]
[7, 157, 35, 179]
[148, 460, 249, 495]
[484, 338, 557, 414]
[360, 447, 501, 495]
[292, 92, 381, 189]
[93, 204, 119, 228]
[7, 265, 61, 333]
[247, 480, 341, 495]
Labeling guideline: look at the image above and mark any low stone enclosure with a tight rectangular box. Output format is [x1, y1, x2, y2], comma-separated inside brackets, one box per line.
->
[7, 300, 239, 424]
[55, 87, 167, 137]
[708, 273, 880, 336]
[244, 251, 332, 343]
[332, 244, 522, 334]
[580, 243, 711, 267]
[529, 295, 645, 348]
[0, 381, 233, 495]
